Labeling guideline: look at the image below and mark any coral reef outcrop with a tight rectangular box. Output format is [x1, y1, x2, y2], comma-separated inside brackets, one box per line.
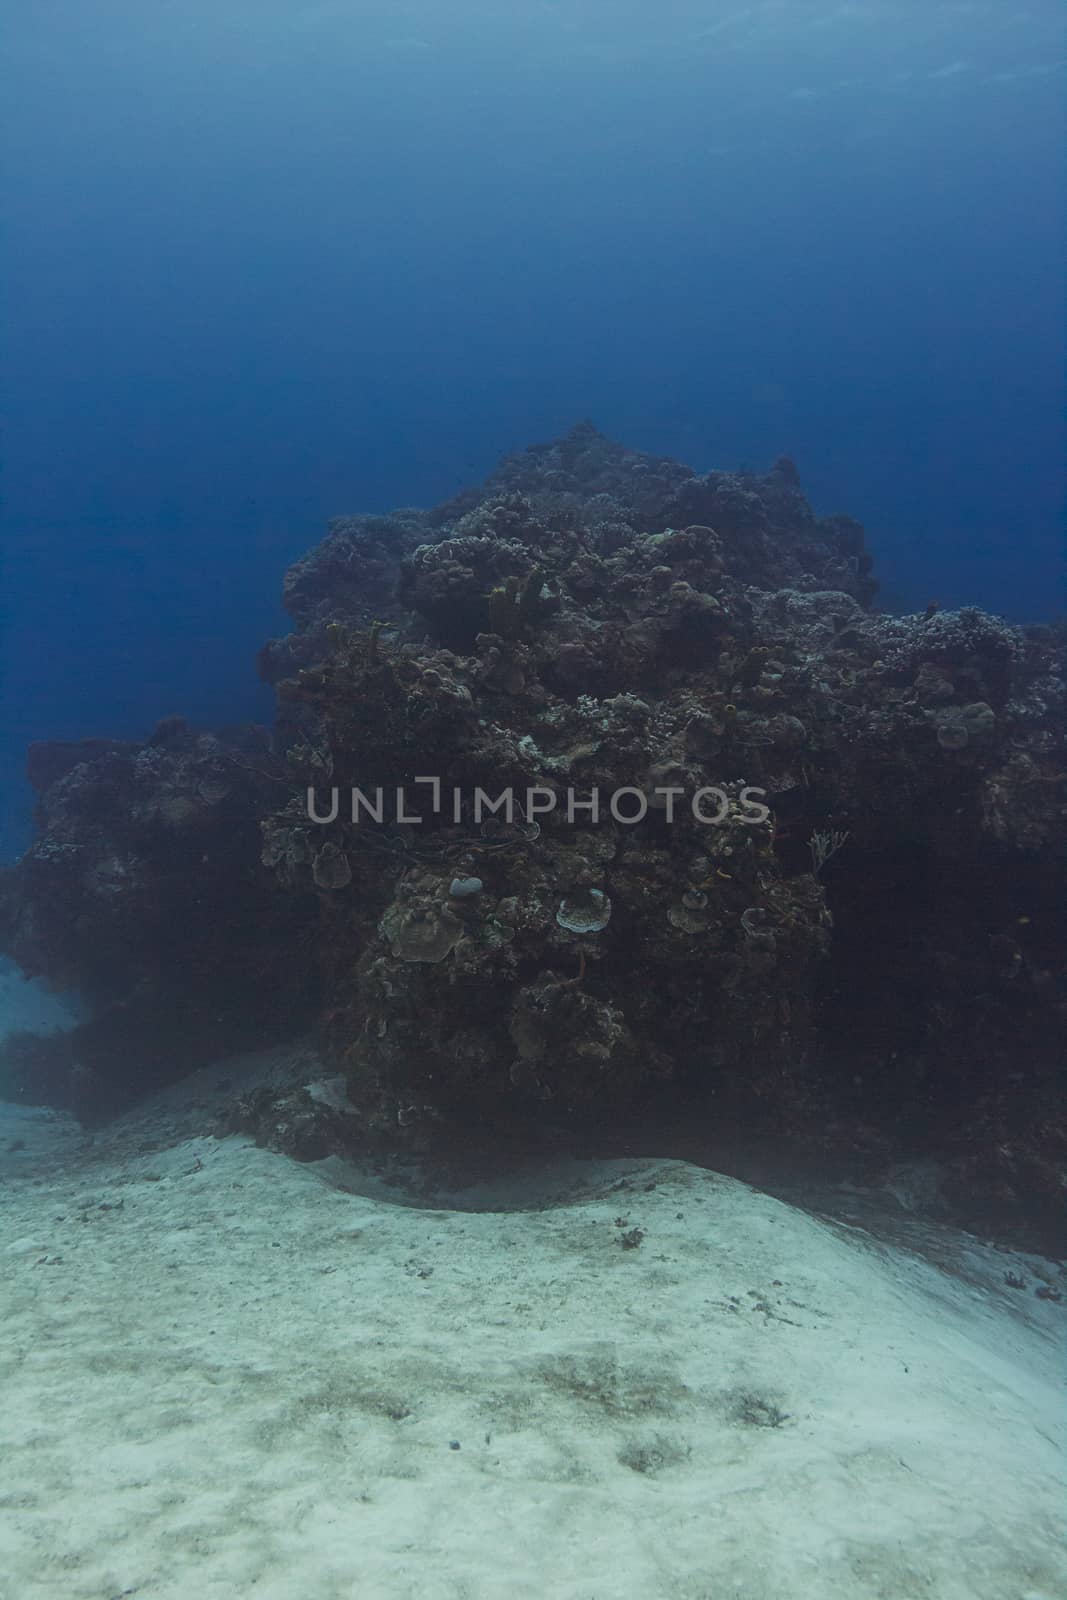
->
[2, 425, 1063, 1247]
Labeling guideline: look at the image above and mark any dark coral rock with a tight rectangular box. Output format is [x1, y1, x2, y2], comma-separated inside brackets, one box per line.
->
[220, 1083, 356, 1163]
[281, 511, 427, 632]
[3, 425, 1063, 1252]
[1, 723, 320, 1114]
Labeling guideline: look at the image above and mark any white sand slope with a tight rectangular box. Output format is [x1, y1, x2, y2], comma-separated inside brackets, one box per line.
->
[0, 1102, 1064, 1600]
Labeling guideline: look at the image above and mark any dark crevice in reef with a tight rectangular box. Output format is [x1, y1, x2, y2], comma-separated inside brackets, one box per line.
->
[1, 424, 1063, 1251]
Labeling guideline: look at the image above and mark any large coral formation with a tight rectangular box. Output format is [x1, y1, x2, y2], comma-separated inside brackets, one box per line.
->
[2, 424, 1063, 1245]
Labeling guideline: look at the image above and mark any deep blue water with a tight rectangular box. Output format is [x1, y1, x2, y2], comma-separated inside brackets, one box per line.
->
[2, 2, 1063, 859]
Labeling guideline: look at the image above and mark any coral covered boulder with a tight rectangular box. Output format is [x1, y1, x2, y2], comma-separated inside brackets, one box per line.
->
[2, 425, 1063, 1248]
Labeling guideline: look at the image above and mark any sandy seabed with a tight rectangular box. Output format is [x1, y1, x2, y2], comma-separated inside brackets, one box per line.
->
[0, 1057, 1064, 1600]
